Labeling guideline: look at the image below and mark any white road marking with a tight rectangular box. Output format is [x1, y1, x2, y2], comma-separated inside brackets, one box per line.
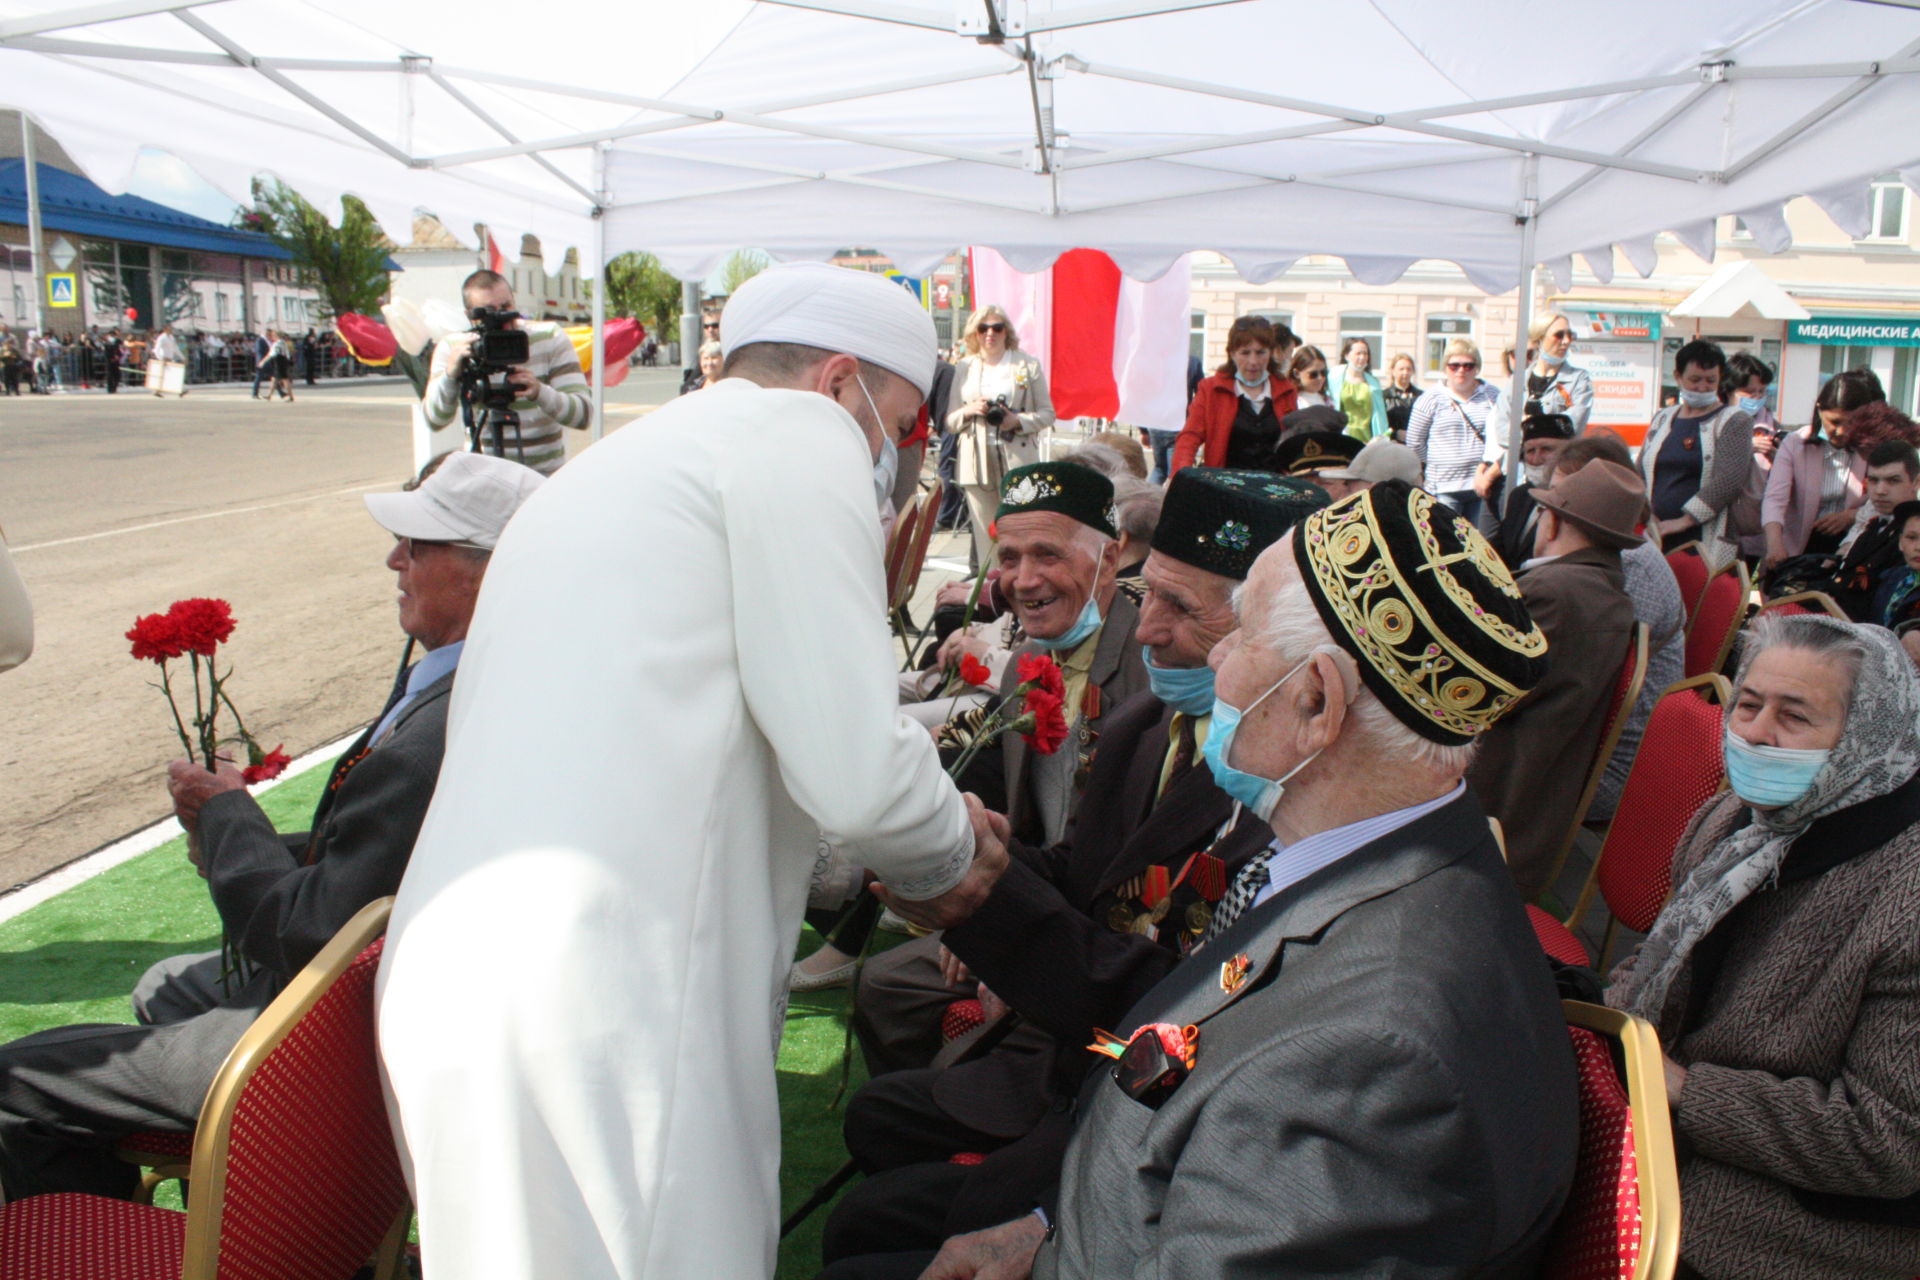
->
[12, 482, 399, 553]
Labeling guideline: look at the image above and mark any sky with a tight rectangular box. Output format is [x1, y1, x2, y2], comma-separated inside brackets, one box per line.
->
[124, 149, 244, 225]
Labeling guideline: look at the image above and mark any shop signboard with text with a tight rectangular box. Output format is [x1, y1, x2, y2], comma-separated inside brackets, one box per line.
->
[1566, 309, 1663, 342]
[1788, 316, 1920, 348]
[1574, 340, 1659, 445]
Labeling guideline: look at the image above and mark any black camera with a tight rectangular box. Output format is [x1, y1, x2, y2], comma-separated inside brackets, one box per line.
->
[983, 395, 1016, 437]
[457, 306, 531, 456]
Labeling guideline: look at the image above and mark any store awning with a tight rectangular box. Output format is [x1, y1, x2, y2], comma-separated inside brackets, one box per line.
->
[1668, 260, 1811, 322]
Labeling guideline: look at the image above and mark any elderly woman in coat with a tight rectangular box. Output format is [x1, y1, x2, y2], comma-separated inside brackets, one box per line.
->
[1608, 613, 1920, 1280]
[947, 306, 1055, 565]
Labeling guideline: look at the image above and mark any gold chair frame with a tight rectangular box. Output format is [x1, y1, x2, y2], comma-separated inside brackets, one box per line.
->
[1562, 1000, 1682, 1280]
[1757, 589, 1846, 619]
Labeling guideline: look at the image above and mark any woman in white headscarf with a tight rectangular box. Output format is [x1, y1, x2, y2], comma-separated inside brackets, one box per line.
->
[1608, 613, 1920, 1280]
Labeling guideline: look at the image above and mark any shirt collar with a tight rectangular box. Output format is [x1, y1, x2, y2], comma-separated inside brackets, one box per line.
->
[408, 640, 464, 694]
[1250, 781, 1466, 911]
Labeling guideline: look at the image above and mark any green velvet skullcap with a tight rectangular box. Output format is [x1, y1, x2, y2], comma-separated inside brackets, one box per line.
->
[996, 461, 1117, 538]
[1151, 468, 1329, 580]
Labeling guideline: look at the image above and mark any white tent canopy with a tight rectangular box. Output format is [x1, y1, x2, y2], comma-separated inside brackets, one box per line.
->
[6, 0, 1920, 291]
[1669, 259, 1812, 321]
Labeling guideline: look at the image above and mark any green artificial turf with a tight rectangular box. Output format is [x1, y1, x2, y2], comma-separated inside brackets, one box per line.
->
[0, 757, 871, 1280]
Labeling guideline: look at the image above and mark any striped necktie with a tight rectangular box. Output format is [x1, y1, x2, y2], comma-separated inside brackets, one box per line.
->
[1203, 840, 1279, 944]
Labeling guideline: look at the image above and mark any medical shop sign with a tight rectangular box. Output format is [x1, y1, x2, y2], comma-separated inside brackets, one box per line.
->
[1789, 316, 1920, 348]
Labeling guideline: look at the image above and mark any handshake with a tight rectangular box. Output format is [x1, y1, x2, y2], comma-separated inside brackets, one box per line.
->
[871, 793, 1011, 932]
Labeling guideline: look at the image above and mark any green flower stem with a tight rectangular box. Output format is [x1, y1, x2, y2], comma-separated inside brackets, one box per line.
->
[155, 664, 196, 760]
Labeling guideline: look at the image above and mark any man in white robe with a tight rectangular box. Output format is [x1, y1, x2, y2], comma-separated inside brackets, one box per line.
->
[377, 263, 1005, 1279]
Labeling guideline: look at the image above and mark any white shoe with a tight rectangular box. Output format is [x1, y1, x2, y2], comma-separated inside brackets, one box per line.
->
[787, 956, 858, 992]
[878, 907, 913, 934]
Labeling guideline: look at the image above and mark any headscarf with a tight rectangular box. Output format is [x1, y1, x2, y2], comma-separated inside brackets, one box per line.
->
[1609, 617, 1920, 1023]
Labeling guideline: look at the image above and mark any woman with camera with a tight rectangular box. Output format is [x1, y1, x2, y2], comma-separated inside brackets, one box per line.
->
[948, 305, 1055, 564]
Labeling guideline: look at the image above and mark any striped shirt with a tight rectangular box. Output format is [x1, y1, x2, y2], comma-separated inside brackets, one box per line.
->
[1248, 782, 1465, 911]
[422, 320, 591, 476]
[1406, 382, 1504, 495]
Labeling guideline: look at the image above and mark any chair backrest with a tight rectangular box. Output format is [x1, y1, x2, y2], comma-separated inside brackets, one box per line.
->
[883, 493, 923, 613]
[1757, 589, 1846, 620]
[183, 897, 408, 1280]
[895, 478, 946, 612]
[1527, 904, 1591, 967]
[1683, 560, 1750, 679]
[1664, 541, 1709, 621]
[1595, 676, 1730, 936]
[1541, 623, 1650, 893]
[1544, 1001, 1681, 1280]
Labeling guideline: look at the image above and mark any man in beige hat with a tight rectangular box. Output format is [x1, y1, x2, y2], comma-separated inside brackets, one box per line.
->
[1315, 436, 1423, 501]
[1468, 459, 1642, 896]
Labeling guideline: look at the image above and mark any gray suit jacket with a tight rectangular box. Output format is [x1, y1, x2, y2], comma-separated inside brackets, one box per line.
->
[1002, 592, 1149, 847]
[197, 669, 454, 983]
[1035, 791, 1579, 1280]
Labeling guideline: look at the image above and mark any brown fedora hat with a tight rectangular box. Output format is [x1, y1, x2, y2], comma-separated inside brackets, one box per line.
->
[1533, 459, 1646, 550]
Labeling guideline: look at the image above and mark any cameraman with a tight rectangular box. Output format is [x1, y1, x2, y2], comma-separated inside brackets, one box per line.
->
[947, 306, 1055, 565]
[422, 270, 592, 476]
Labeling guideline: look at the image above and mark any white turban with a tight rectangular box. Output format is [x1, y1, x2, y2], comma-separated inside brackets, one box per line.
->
[719, 261, 936, 396]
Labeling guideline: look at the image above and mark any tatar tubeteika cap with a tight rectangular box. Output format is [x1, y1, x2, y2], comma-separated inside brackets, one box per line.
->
[996, 461, 1117, 539]
[1151, 468, 1327, 580]
[1294, 481, 1549, 745]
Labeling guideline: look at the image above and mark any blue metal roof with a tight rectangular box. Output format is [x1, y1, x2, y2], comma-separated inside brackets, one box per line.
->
[0, 160, 292, 261]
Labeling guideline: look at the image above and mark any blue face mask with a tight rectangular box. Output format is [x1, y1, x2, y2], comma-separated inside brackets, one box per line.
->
[1680, 388, 1721, 413]
[1736, 394, 1767, 416]
[1201, 652, 1330, 822]
[1539, 351, 1566, 368]
[1723, 729, 1830, 810]
[1030, 594, 1103, 652]
[1143, 648, 1216, 716]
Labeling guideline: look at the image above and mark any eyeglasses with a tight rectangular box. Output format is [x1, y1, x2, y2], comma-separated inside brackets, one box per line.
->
[1301, 367, 1326, 379]
[394, 535, 488, 557]
[1446, 360, 1479, 371]
[978, 322, 1007, 334]
[703, 323, 720, 332]
[1546, 330, 1572, 341]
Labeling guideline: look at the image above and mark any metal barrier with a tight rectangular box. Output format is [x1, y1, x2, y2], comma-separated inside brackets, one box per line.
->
[1, 339, 384, 394]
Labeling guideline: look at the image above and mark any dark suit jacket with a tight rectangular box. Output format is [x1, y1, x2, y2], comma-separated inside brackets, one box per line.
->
[1830, 513, 1901, 620]
[197, 668, 453, 982]
[1001, 592, 1149, 846]
[1034, 792, 1579, 1280]
[1469, 545, 1636, 895]
[1497, 481, 1542, 568]
[934, 692, 1272, 1134]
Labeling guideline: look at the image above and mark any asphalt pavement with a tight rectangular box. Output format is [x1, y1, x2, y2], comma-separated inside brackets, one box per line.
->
[0, 368, 687, 892]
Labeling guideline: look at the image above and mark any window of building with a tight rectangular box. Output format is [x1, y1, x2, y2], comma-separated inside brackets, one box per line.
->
[1239, 310, 1294, 342]
[1893, 348, 1919, 419]
[1336, 313, 1384, 367]
[1189, 309, 1206, 361]
[1423, 315, 1475, 378]
[215, 292, 230, 324]
[1866, 177, 1910, 243]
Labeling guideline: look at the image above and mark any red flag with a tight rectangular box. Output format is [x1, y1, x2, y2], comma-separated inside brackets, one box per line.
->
[1047, 249, 1124, 420]
[486, 230, 505, 275]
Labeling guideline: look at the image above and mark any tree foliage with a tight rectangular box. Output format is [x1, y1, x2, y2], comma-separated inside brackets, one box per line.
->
[239, 179, 391, 322]
[603, 251, 682, 332]
[717, 248, 772, 298]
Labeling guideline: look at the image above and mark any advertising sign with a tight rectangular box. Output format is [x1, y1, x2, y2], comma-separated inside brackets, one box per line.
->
[1566, 308, 1662, 342]
[1575, 339, 1659, 445]
[1788, 316, 1920, 347]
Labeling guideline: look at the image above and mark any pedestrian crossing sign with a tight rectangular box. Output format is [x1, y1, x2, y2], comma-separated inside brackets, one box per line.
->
[47, 274, 77, 308]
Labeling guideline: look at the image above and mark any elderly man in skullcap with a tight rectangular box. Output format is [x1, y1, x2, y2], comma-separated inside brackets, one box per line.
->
[378, 263, 1008, 1280]
[905, 482, 1579, 1280]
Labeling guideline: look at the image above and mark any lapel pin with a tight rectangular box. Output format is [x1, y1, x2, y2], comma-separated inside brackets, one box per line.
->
[1219, 952, 1251, 994]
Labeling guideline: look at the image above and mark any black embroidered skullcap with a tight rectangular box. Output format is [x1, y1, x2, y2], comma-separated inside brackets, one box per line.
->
[1294, 480, 1549, 745]
[1274, 430, 1363, 476]
[1152, 468, 1328, 580]
[1523, 412, 1577, 442]
[996, 461, 1117, 538]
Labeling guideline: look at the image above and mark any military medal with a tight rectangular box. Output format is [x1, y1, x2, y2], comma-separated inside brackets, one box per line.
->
[1107, 903, 1134, 933]
[1185, 900, 1212, 934]
[1219, 952, 1251, 994]
[1193, 853, 1227, 903]
[1141, 866, 1171, 909]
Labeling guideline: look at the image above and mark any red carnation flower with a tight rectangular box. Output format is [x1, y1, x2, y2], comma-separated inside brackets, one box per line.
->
[242, 744, 291, 785]
[167, 597, 235, 656]
[1016, 652, 1065, 701]
[958, 654, 995, 687]
[1020, 688, 1070, 756]
[126, 611, 185, 663]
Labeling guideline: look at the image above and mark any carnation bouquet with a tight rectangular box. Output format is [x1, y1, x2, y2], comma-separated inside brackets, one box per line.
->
[127, 598, 288, 782]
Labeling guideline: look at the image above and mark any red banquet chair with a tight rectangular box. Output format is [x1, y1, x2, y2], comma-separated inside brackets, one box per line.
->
[1543, 1001, 1681, 1280]
[0, 898, 411, 1280]
[1564, 675, 1731, 970]
[1528, 905, 1592, 967]
[1683, 560, 1750, 679]
[1756, 589, 1846, 620]
[1663, 541, 1710, 623]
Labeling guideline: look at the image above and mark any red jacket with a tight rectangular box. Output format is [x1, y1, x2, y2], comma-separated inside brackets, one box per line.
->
[1173, 373, 1298, 474]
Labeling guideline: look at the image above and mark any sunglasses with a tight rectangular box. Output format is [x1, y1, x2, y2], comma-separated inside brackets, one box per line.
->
[394, 535, 487, 557]
[978, 322, 1007, 333]
[1446, 360, 1479, 371]
[703, 324, 720, 331]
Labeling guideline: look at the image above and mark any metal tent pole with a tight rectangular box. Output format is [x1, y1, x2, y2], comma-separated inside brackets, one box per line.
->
[20, 114, 46, 335]
[590, 143, 608, 442]
[680, 280, 702, 377]
[1503, 154, 1540, 516]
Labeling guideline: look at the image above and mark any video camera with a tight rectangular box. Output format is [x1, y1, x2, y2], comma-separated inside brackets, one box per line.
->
[457, 306, 531, 457]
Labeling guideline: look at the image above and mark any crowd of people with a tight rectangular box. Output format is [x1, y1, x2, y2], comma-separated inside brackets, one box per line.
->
[2, 263, 1920, 1280]
[0, 321, 384, 395]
